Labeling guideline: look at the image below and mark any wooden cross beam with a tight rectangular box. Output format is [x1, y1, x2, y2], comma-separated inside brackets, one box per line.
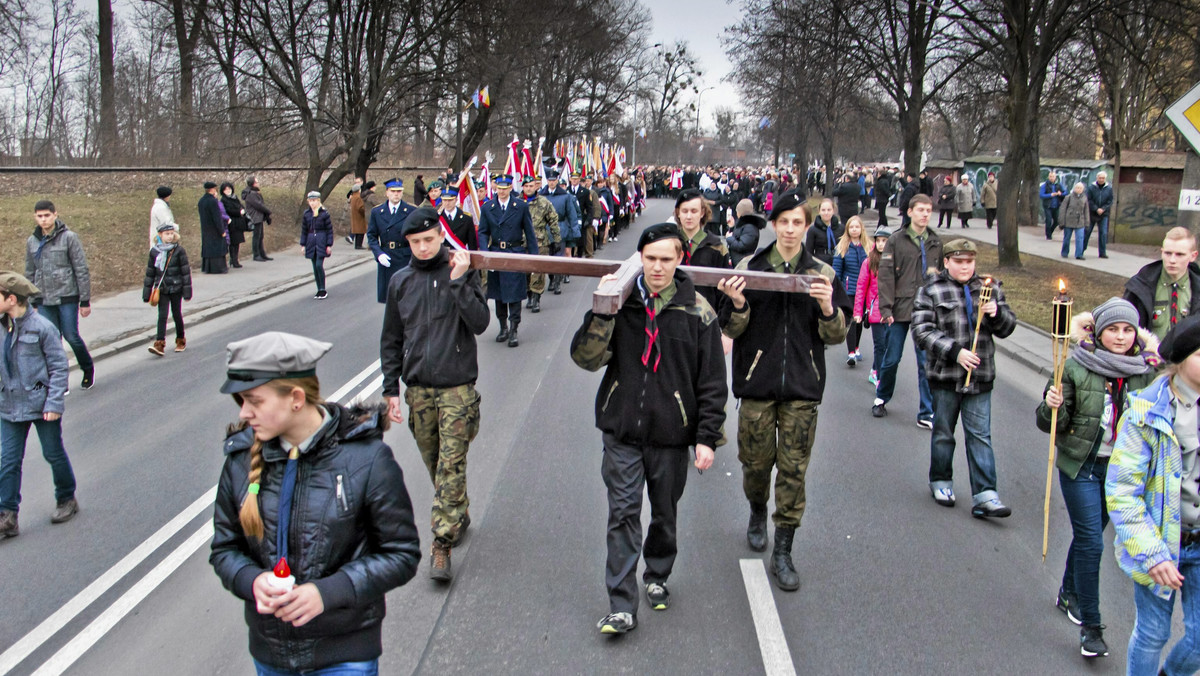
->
[468, 251, 824, 315]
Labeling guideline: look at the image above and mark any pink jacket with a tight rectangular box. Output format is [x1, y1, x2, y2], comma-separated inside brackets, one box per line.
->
[853, 258, 881, 323]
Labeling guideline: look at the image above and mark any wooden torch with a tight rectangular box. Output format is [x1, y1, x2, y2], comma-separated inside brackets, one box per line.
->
[963, 278, 994, 389]
[1043, 278, 1073, 561]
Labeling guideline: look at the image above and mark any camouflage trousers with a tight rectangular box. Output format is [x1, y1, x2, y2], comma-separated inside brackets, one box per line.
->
[737, 398, 819, 529]
[405, 383, 481, 544]
[528, 232, 550, 294]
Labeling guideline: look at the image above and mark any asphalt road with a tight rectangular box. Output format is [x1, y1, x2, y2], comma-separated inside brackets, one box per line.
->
[0, 199, 1155, 675]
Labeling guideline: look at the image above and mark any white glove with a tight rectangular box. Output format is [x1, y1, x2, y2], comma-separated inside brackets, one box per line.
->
[377, 253, 392, 267]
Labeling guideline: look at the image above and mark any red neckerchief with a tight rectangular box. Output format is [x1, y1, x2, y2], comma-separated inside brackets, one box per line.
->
[639, 278, 662, 373]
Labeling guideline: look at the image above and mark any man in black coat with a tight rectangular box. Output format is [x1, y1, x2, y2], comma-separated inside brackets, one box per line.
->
[874, 171, 892, 227]
[897, 172, 920, 228]
[567, 172, 594, 258]
[197, 181, 228, 274]
[832, 173, 860, 225]
[413, 175, 428, 207]
[1123, 226, 1200, 340]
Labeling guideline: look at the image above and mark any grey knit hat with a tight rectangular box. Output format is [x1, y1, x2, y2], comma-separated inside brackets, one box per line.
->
[1092, 297, 1140, 336]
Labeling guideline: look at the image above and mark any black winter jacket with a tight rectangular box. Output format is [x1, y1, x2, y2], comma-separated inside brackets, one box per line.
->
[720, 244, 850, 402]
[210, 403, 421, 673]
[570, 271, 727, 449]
[380, 246, 489, 395]
[682, 229, 733, 308]
[727, 214, 765, 266]
[1123, 260, 1200, 332]
[142, 245, 192, 301]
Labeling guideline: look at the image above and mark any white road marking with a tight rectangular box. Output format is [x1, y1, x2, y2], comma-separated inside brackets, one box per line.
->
[739, 559, 797, 676]
[31, 522, 215, 676]
[0, 488, 215, 675]
[349, 375, 385, 406]
[0, 359, 381, 675]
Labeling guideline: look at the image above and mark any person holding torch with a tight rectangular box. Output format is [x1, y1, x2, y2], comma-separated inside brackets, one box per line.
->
[912, 238, 1016, 517]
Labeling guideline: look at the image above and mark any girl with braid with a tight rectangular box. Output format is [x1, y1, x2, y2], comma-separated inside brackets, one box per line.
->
[209, 331, 421, 676]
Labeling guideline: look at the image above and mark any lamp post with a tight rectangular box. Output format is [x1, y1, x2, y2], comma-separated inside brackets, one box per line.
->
[695, 85, 716, 138]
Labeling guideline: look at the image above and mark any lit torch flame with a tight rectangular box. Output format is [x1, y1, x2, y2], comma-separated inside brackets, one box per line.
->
[983, 277, 993, 287]
[1058, 278, 1066, 294]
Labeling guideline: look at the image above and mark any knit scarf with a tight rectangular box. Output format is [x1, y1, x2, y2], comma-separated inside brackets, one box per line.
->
[153, 242, 177, 271]
[1070, 336, 1157, 379]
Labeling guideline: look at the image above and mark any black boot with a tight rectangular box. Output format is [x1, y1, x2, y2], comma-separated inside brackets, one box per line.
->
[525, 292, 534, 309]
[551, 276, 562, 295]
[495, 319, 509, 343]
[770, 526, 800, 591]
[747, 502, 768, 552]
[530, 293, 541, 313]
[507, 322, 519, 347]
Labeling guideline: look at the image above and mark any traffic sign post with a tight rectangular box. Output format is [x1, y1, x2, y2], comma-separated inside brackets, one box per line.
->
[1166, 82, 1200, 231]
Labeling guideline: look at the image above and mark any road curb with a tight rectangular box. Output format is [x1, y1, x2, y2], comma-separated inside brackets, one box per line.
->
[79, 255, 373, 367]
[994, 320, 1055, 379]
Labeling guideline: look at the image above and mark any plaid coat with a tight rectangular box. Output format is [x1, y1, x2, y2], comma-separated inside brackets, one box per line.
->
[1107, 375, 1184, 600]
[911, 270, 1016, 394]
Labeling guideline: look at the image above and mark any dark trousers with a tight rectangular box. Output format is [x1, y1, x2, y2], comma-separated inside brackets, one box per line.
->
[494, 301, 521, 326]
[39, 303, 93, 374]
[1043, 205, 1059, 239]
[958, 211, 971, 228]
[252, 222, 266, 258]
[311, 256, 326, 292]
[938, 208, 954, 227]
[875, 200, 889, 227]
[985, 208, 997, 229]
[1059, 456, 1109, 627]
[846, 315, 862, 354]
[870, 322, 887, 373]
[155, 292, 185, 341]
[601, 432, 688, 614]
[0, 417, 75, 513]
[228, 242, 241, 265]
[351, 233, 364, 249]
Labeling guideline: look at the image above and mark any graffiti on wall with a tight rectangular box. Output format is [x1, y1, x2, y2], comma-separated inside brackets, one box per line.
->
[1120, 183, 1178, 229]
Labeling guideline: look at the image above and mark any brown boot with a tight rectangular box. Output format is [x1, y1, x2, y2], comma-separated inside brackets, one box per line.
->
[0, 511, 18, 539]
[430, 540, 452, 582]
[51, 498, 78, 524]
[148, 340, 165, 356]
[175, 338, 187, 353]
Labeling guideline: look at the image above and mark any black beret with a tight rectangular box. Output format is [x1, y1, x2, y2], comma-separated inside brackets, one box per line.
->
[674, 188, 704, 209]
[156, 186, 172, 199]
[1159, 314, 1200, 364]
[768, 189, 807, 221]
[203, 181, 218, 190]
[363, 180, 376, 191]
[401, 206, 441, 238]
[637, 222, 687, 252]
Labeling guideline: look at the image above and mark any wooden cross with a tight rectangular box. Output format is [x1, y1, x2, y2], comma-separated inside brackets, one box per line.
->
[468, 251, 823, 314]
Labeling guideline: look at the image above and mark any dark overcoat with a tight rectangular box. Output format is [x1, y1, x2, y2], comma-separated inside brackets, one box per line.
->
[478, 197, 538, 303]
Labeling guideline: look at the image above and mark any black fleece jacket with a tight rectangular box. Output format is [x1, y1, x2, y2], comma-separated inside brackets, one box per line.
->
[380, 246, 490, 395]
[570, 270, 727, 449]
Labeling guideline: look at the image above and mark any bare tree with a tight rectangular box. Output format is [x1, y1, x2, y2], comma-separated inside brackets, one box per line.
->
[645, 42, 700, 136]
[97, 0, 116, 160]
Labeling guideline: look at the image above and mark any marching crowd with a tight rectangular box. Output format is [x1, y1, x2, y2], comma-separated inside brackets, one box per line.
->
[4, 158, 1200, 674]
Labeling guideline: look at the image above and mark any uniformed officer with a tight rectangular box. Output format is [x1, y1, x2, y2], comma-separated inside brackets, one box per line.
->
[478, 175, 538, 347]
[438, 185, 477, 251]
[380, 208, 489, 582]
[568, 171, 595, 258]
[367, 178, 415, 303]
[539, 170, 580, 292]
[520, 175, 560, 313]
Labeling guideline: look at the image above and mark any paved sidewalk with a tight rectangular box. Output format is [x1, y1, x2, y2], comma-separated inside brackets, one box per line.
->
[62, 245, 374, 370]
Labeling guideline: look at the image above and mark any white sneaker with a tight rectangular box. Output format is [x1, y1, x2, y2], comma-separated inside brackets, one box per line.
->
[917, 419, 933, 430]
[932, 487, 955, 507]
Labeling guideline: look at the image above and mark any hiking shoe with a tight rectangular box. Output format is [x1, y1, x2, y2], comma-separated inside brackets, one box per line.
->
[80, 371, 95, 389]
[0, 511, 18, 539]
[1080, 624, 1109, 658]
[148, 340, 165, 357]
[917, 418, 933, 430]
[430, 540, 452, 582]
[597, 612, 637, 634]
[932, 487, 956, 507]
[174, 338, 186, 353]
[872, 403, 887, 418]
[1057, 588, 1082, 625]
[972, 498, 1012, 518]
[646, 582, 670, 610]
[868, 370, 878, 385]
[51, 498, 78, 524]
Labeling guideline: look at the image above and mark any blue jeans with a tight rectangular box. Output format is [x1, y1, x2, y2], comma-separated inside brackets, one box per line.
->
[874, 322, 933, 420]
[1044, 205, 1059, 238]
[254, 659, 378, 676]
[1059, 456, 1109, 627]
[928, 388, 997, 501]
[1128, 541, 1200, 676]
[1085, 214, 1109, 256]
[0, 418, 76, 512]
[37, 303, 93, 373]
[1061, 227, 1085, 258]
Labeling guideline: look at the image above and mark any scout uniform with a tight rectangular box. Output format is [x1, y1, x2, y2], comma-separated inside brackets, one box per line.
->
[380, 208, 489, 581]
[478, 175, 538, 347]
[367, 178, 415, 303]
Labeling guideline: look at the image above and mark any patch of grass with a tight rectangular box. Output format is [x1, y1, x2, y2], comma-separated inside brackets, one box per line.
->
[972, 241, 1127, 334]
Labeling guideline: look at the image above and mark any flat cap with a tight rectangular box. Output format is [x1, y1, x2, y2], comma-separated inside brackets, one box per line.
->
[637, 222, 687, 252]
[402, 207, 441, 238]
[1159, 314, 1200, 364]
[156, 222, 177, 233]
[0, 271, 38, 297]
[220, 331, 332, 394]
[203, 181, 218, 190]
[942, 238, 977, 258]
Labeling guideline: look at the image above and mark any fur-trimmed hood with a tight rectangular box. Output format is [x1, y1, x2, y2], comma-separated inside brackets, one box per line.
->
[223, 401, 390, 454]
[1070, 310, 1160, 358]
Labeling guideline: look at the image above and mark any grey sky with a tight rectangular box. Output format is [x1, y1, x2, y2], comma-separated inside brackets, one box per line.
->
[646, 0, 745, 132]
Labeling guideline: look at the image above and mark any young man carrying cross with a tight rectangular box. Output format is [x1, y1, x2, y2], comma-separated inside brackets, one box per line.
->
[570, 223, 727, 635]
[717, 189, 849, 591]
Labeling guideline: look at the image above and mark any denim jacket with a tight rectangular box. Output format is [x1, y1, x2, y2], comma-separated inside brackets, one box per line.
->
[0, 308, 69, 421]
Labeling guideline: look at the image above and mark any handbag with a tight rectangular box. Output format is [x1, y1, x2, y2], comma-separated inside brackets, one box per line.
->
[149, 250, 173, 307]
